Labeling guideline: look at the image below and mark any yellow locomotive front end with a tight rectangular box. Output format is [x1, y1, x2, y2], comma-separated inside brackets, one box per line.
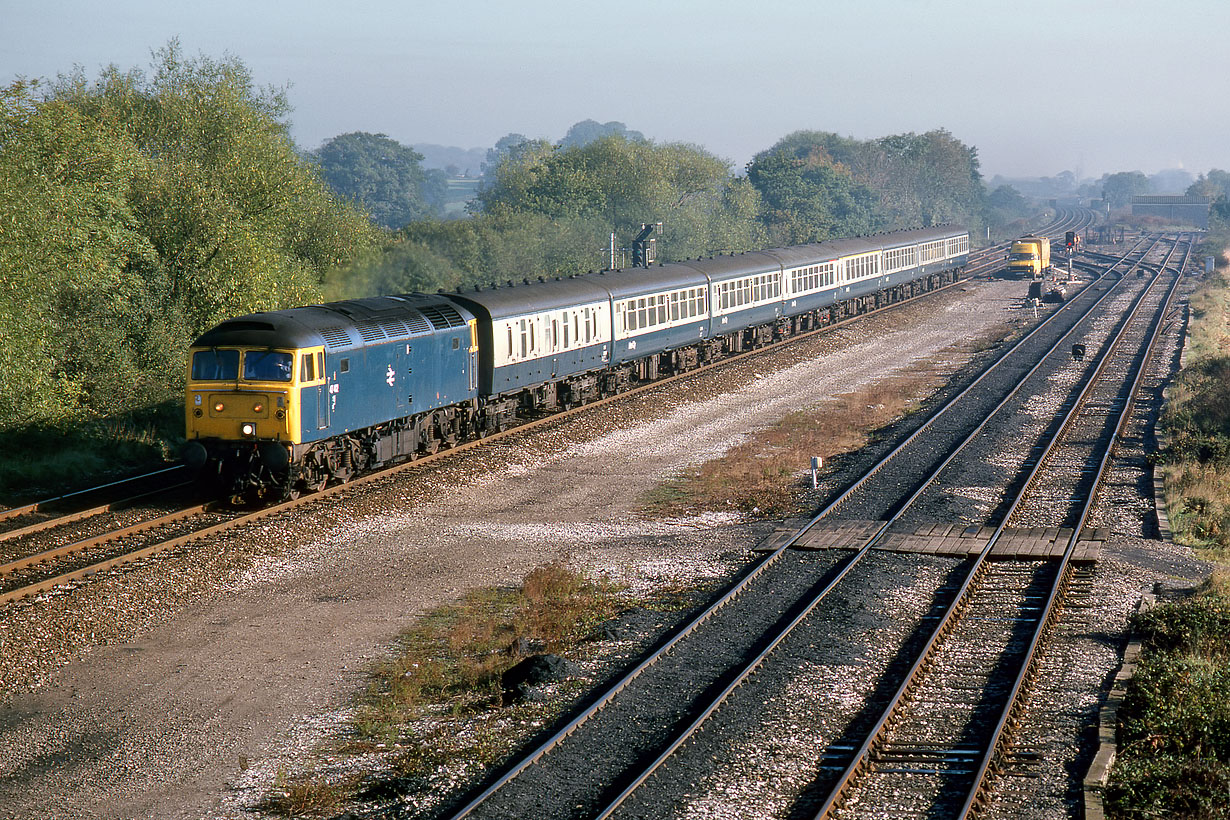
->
[183, 345, 320, 500]
[185, 347, 298, 443]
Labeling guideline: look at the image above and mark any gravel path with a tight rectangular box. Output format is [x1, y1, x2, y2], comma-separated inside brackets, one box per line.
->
[0, 277, 1129, 820]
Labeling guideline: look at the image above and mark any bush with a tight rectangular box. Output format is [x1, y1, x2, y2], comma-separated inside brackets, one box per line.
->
[1133, 594, 1230, 658]
[1109, 590, 1230, 819]
[1106, 755, 1230, 819]
[1119, 652, 1230, 760]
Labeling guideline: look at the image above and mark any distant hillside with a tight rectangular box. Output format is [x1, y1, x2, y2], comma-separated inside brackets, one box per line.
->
[413, 144, 486, 177]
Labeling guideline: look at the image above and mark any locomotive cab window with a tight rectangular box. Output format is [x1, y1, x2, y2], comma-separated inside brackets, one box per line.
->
[244, 351, 294, 382]
[191, 349, 240, 381]
[301, 353, 315, 382]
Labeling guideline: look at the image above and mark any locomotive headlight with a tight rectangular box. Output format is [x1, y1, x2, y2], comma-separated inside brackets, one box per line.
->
[241, 422, 256, 437]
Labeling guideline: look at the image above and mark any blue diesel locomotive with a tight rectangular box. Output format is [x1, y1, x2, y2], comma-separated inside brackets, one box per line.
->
[184, 225, 968, 500]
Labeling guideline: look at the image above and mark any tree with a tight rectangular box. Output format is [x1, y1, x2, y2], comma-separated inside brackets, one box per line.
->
[313, 131, 443, 229]
[483, 133, 532, 175]
[557, 119, 645, 149]
[746, 129, 986, 243]
[861, 130, 986, 230]
[746, 138, 881, 244]
[0, 43, 376, 430]
[474, 135, 757, 260]
[1187, 170, 1230, 202]
[1101, 171, 1150, 209]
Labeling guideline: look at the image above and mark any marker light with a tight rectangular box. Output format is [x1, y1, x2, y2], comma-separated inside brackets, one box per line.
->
[253, 402, 264, 413]
[214, 402, 225, 412]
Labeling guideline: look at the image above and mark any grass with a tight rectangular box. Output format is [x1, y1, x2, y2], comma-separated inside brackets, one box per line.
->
[257, 771, 350, 819]
[1157, 263, 1230, 560]
[0, 400, 182, 505]
[1105, 240, 1230, 818]
[259, 563, 631, 815]
[640, 330, 1008, 520]
[357, 564, 625, 729]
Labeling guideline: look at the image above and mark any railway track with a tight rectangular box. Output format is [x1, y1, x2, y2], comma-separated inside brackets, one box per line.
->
[0, 465, 192, 535]
[426, 233, 1177, 819]
[0, 212, 1091, 610]
[814, 237, 1188, 818]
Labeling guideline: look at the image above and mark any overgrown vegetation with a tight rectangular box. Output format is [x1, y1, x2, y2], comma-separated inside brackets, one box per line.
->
[0, 401, 180, 499]
[1106, 573, 1230, 819]
[358, 564, 623, 726]
[1105, 227, 1230, 818]
[1157, 255, 1230, 558]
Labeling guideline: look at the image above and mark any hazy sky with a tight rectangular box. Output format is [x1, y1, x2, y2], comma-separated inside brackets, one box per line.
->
[3, 0, 1226, 180]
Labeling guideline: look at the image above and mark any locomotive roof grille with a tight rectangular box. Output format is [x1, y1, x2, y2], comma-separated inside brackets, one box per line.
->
[356, 322, 387, 343]
[402, 311, 433, 335]
[319, 326, 353, 349]
[379, 319, 410, 338]
[419, 303, 466, 330]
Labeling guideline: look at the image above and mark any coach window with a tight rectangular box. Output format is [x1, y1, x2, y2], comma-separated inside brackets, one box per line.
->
[507, 325, 514, 359]
[519, 319, 528, 359]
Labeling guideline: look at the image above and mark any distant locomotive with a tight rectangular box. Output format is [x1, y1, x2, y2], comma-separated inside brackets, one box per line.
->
[183, 225, 969, 501]
[1006, 235, 1051, 278]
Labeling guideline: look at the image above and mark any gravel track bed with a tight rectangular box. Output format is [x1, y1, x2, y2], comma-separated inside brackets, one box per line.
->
[0, 495, 198, 567]
[609, 552, 963, 820]
[906, 273, 1148, 531]
[896, 262, 1171, 533]
[449, 549, 853, 820]
[0, 279, 1027, 820]
[0, 507, 235, 598]
[828, 561, 1055, 819]
[821, 274, 1105, 526]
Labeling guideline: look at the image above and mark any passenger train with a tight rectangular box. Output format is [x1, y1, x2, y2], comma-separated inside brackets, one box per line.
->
[183, 225, 969, 500]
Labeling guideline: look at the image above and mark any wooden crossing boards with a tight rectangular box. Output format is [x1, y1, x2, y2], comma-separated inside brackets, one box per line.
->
[757, 519, 1106, 563]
